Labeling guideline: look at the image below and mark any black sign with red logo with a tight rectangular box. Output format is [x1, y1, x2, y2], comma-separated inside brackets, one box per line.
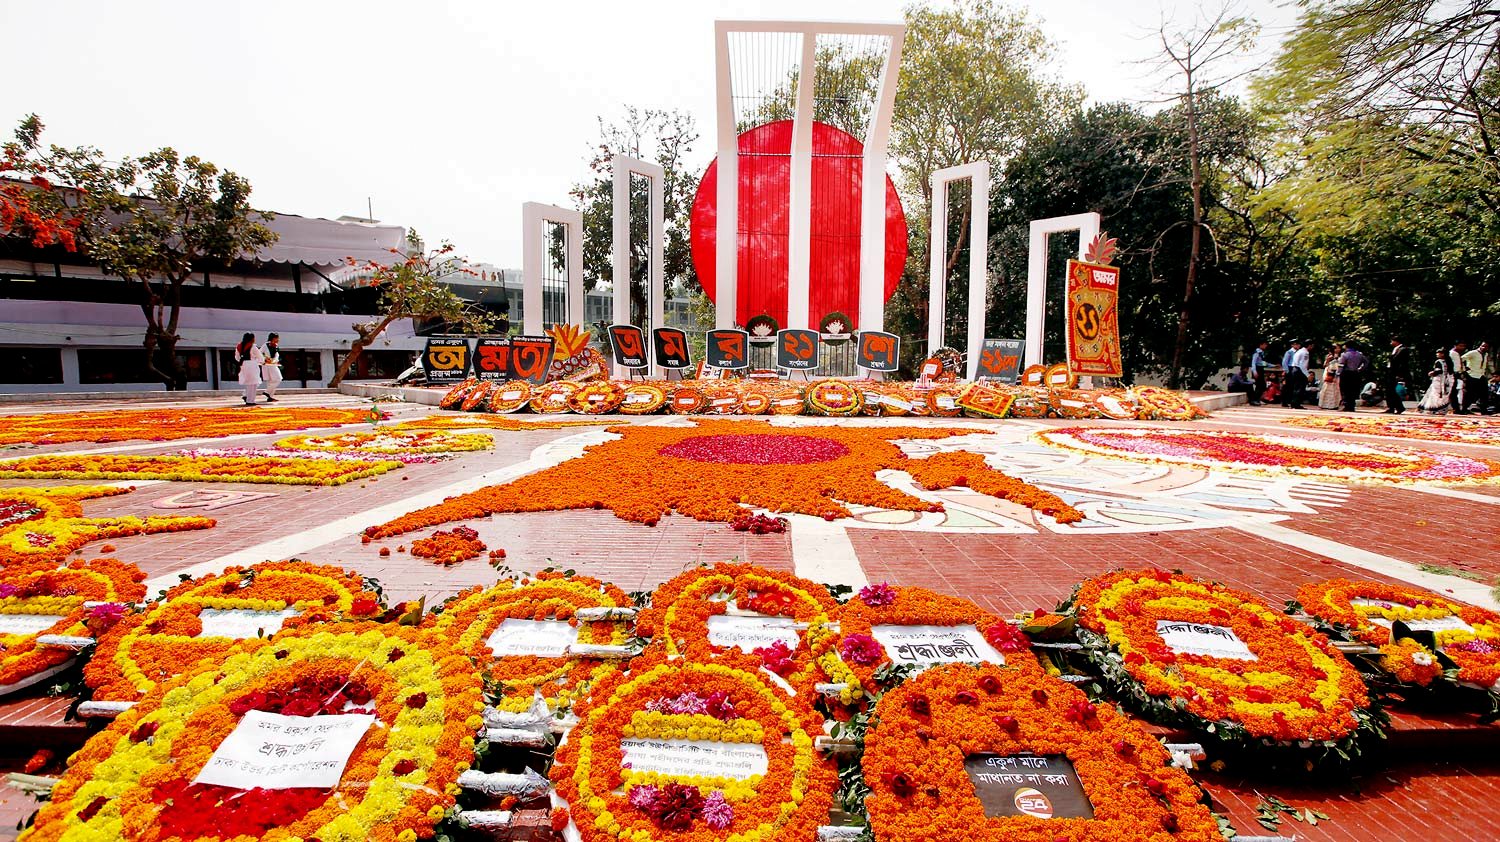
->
[652, 327, 692, 370]
[855, 330, 900, 373]
[422, 338, 471, 384]
[963, 754, 1092, 820]
[506, 335, 556, 385]
[776, 328, 820, 371]
[472, 338, 512, 382]
[608, 324, 648, 369]
[705, 329, 750, 370]
[976, 338, 1024, 383]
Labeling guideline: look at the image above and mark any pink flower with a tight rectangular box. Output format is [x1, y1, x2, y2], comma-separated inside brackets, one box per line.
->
[858, 582, 896, 607]
[701, 791, 733, 829]
[840, 633, 883, 666]
[754, 640, 796, 676]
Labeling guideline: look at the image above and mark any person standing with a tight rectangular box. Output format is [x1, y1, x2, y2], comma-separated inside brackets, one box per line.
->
[1279, 341, 1300, 407]
[1318, 345, 1343, 410]
[260, 332, 283, 403]
[234, 332, 262, 407]
[1449, 340, 1470, 412]
[1461, 340, 1493, 414]
[1286, 340, 1311, 409]
[1338, 341, 1369, 412]
[1383, 337, 1409, 414]
[1249, 340, 1269, 406]
[1419, 347, 1456, 413]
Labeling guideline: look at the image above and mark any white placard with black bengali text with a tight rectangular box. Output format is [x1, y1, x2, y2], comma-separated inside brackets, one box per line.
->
[193, 710, 374, 790]
[0, 614, 68, 635]
[706, 614, 800, 653]
[1351, 600, 1475, 634]
[871, 624, 1005, 669]
[1155, 621, 1256, 661]
[485, 619, 578, 657]
[620, 738, 768, 781]
[197, 608, 299, 640]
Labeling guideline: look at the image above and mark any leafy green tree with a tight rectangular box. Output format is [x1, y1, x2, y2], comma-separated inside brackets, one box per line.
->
[328, 233, 493, 387]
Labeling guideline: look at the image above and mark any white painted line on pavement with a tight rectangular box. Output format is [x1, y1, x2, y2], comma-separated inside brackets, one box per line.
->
[789, 515, 867, 589]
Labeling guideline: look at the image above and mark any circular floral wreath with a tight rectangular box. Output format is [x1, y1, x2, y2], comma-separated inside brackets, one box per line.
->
[86, 561, 384, 701]
[488, 380, 535, 413]
[1020, 364, 1048, 387]
[739, 388, 772, 416]
[1048, 388, 1098, 419]
[1132, 386, 1199, 421]
[1008, 387, 1051, 418]
[636, 563, 845, 695]
[459, 380, 496, 411]
[834, 585, 1038, 697]
[768, 386, 806, 415]
[862, 663, 1221, 842]
[427, 571, 632, 713]
[1297, 578, 1500, 693]
[619, 383, 669, 415]
[550, 658, 836, 842]
[807, 380, 864, 416]
[532, 381, 581, 414]
[439, 378, 480, 409]
[568, 381, 626, 415]
[1093, 390, 1139, 420]
[275, 430, 492, 455]
[925, 384, 965, 417]
[28, 624, 481, 842]
[670, 385, 707, 415]
[0, 559, 146, 690]
[1068, 570, 1378, 751]
[1045, 363, 1077, 389]
[702, 385, 743, 415]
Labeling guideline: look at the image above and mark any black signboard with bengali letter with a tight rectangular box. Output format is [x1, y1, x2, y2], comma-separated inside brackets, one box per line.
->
[976, 338, 1024, 383]
[472, 338, 512, 382]
[506, 335, 556, 385]
[776, 328, 820, 371]
[963, 754, 1093, 820]
[705, 329, 750, 370]
[856, 330, 901, 373]
[608, 325, 648, 370]
[652, 327, 692, 370]
[423, 338, 471, 384]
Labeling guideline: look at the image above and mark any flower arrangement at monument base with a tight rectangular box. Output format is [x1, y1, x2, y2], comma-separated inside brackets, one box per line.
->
[22, 624, 482, 842]
[389, 413, 602, 432]
[0, 453, 404, 486]
[1067, 570, 1381, 758]
[0, 406, 377, 446]
[275, 429, 492, 455]
[487, 380, 534, 413]
[569, 381, 627, 414]
[409, 526, 487, 565]
[439, 377, 481, 409]
[533, 380, 582, 413]
[0, 486, 214, 567]
[861, 663, 1221, 842]
[550, 658, 836, 842]
[0, 558, 146, 689]
[620, 382, 670, 415]
[86, 560, 385, 701]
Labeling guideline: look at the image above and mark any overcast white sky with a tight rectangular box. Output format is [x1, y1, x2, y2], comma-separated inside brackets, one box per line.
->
[4, 0, 1301, 267]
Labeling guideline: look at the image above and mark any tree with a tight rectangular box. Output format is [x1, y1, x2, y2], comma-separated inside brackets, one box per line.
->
[1, 116, 82, 250]
[570, 108, 700, 328]
[327, 233, 494, 387]
[11, 117, 277, 389]
[1146, 5, 1259, 387]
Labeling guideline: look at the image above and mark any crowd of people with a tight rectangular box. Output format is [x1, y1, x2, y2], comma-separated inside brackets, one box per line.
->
[1230, 338, 1498, 415]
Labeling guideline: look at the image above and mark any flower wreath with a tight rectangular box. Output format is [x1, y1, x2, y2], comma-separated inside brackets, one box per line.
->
[636, 563, 847, 695]
[1045, 363, 1077, 389]
[0, 559, 146, 690]
[670, 385, 707, 415]
[1132, 386, 1199, 421]
[488, 380, 535, 413]
[439, 378, 480, 409]
[1020, 364, 1047, 387]
[1296, 579, 1500, 693]
[878, 384, 917, 417]
[768, 386, 806, 415]
[862, 663, 1221, 842]
[550, 658, 836, 842]
[1068, 570, 1378, 752]
[1007, 387, 1051, 418]
[459, 380, 497, 411]
[739, 387, 772, 415]
[28, 624, 481, 842]
[275, 430, 492, 455]
[1048, 388, 1099, 419]
[702, 385, 743, 415]
[0, 453, 403, 487]
[834, 585, 1039, 697]
[427, 571, 633, 713]
[1092, 390, 1139, 421]
[532, 381, 581, 414]
[745, 313, 780, 339]
[620, 383, 669, 415]
[807, 380, 864, 416]
[924, 384, 965, 417]
[568, 381, 627, 415]
[86, 560, 384, 701]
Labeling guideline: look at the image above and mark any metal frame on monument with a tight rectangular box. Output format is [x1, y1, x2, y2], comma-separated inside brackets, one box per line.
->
[521, 202, 584, 336]
[928, 162, 990, 381]
[611, 155, 665, 378]
[712, 20, 906, 333]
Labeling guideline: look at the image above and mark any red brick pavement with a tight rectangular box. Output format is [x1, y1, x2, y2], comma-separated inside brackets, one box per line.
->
[1282, 485, 1500, 580]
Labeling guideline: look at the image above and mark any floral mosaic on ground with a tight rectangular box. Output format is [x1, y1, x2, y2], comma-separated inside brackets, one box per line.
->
[0, 486, 214, 566]
[0, 407, 376, 446]
[1281, 414, 1500, 447]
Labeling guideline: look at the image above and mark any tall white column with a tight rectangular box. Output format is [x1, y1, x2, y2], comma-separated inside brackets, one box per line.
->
[858, 31, 904, 335]
[785, 31, 819, 330]
[713, 23, 738, 329]
[611, 155, 665, 376]
[1025, 212, 1101, 366]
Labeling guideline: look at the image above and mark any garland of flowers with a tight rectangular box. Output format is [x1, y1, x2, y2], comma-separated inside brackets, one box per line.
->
[702, 385, 743, 415]
[439, 378, 481, 409]
[1049, 388, 1098, 419]
[924, 385, 965, 417]
[1007, 387, 1051, 418]
[274, 430, 492, 455]
[1019, 364, 1047, 387]
[740, 388, 772, 415]
[0, 453, 404, 486]
[550, 658, 836, 842]
[1296, 579, 1500, 692]
[1131, 386, 1201, 421]
[485, 381, 534, 413]
[26, 624, 481, 842]
[670, 386, 708, 415]
[1068, 570, 1379, 752]
[532, 381, 580, 413]
[0, 486, 214, 567]
[620, 383, 670, 415]
[427, 571, 631, 713]
[1037, 427, 1500, 484]
[807, 380, 864, 416]
[184, 446, 450, 466]
[768, 386, 806, 415]
[1044, 363, 1077, 389]
[636, 563, 846, 696]
[1281, 414, 1500, 446]
[0, 559, 146, 688]
[460, 380, 498, 411]
[389, 413, 601, 431]
[410, 526, 487, 565]
[363, 420, 1085, 533]
[0, 407, 376, 447]
[1093, 390, 1139, 420]
[86, 561, 385, 701]
[569, 381, 627, 414]
[862, 663, 1221, 842]
[955, 383, 1014, 419]
[834, 585, 1040, 696]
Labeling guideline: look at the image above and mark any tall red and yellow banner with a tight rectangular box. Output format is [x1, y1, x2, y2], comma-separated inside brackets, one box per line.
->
[1065, 258, 1122, 377]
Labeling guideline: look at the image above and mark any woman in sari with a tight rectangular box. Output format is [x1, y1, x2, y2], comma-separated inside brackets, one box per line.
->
[1419, 347, 1455, 413]
[1318, 347, 1342, 410]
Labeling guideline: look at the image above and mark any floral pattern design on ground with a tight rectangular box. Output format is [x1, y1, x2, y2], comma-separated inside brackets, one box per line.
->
[0, 486, 214, 566]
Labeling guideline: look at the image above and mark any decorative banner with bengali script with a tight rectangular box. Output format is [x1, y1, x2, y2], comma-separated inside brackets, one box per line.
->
[422, 338, 471, 384]
[507, 335, 557, 384]
[608, 324, 648, 369]
[976, 338, 1024, 383]
[777, 328, 821, 371]
[705, 328, 750, 370]
[473, 337, 512, 382]
[1065, 259, 1122, 377]
[857, 330, 901, 373]
[652, 327, 692, 370]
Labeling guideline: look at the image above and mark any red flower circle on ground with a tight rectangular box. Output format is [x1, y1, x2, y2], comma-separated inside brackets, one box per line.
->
[658, 433, 850, 465]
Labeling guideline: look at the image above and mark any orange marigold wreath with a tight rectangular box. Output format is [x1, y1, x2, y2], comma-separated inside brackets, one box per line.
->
[568, 381, 627, 415]
[488, 380, 535, 413]
[620, 383, 669, 415]
[440, 378, 480, 409]
[669, 385, 707, 415]
[532, 381, 581, 414]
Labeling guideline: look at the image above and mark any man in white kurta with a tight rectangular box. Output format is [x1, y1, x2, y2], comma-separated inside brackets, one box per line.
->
[260, 332, 284, 402]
